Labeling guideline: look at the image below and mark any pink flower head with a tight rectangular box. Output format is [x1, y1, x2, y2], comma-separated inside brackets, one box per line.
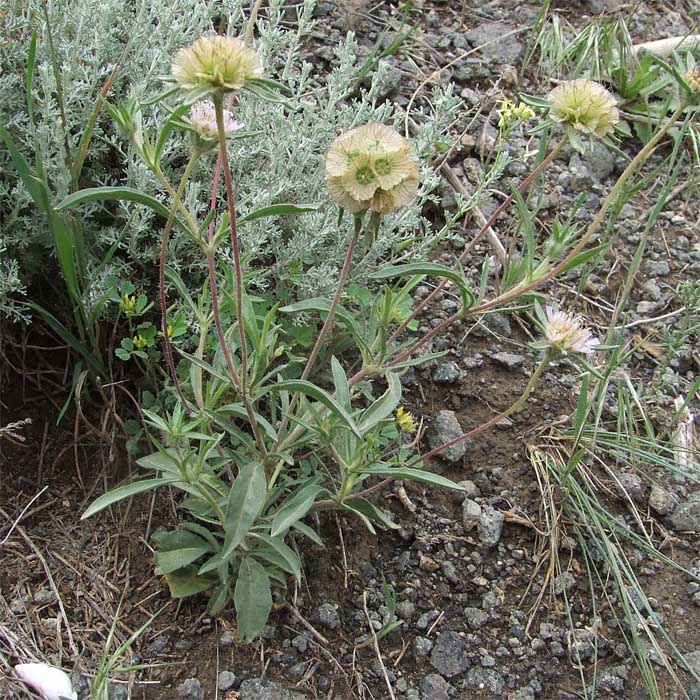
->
[544, 306, 599, 356]
[189, 100, 243, 140]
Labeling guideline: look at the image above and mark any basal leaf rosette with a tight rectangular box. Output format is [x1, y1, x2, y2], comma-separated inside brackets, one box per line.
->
[171, 35, 263, 94]
[325, 123, 420, 215]
[548, 78, 619, 149]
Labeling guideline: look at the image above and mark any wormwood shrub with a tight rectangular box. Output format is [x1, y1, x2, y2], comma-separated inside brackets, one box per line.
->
[0, 0, 457, 334]
[76, 18, 700, 645]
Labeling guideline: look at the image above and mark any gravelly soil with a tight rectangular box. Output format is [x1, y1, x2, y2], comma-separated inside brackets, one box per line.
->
[2, 1, 700, 700]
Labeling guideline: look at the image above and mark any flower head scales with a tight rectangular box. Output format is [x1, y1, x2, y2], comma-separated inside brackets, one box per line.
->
[548, 78, 619, 141]
[325, 123, 420, 215]
[171, 35, 263, 94]
[544, 306, 599, 356]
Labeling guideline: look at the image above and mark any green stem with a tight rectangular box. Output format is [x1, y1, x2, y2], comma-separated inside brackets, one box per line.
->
[274, 214, 363, 449]
[159, 152, 199, 410]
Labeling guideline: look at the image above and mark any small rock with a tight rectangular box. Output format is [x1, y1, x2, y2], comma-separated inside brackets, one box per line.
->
[417, 610, 440, 631]
[108, 683, 129, 700]
[462, 498, 482, 531]
[464, 607, 489, 629]
[491, 352, 525, 369]
[428, 411, 468, 464]
[478, 506, 504, 546]
[396, 601, 416, 620]
[670, 497, 700, 532]
[616, 472, 644, 503]
[465, 22, 523, 63]
[33, 589, 56, 605]
[177, 678, 204, 700]
[316, 602, 340, 630]
[220, 630, 235, 646]
[466, 667, 505, 694]
[432, 361, 461, 383]
[580, 141, 616, 181]
[415, 636, 433, 656]
[420, 555, 441, 573]
[646, 260, 671, 277]
[239, 679, 305, 700]
[419, 673, 452, 700]
[430, 631, 470, 677]
[218, 671, 237, 692]
[649, 485, 677, 515]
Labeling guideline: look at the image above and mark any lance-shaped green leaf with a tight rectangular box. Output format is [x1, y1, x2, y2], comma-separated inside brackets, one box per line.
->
[251, 533, 302, 583]
[357, 371, 402, 433]
[152, 530, 214, 574]
[234, 558, 273, 642]
[81, 477, 176, 519]
[270, 483, 325, 537]
[264, 380, 362, 439]
[163, 566, 217, 599]
[360, 466, 464, 490]
[367, 262, 475, 310]
[222, 462, 267, 556]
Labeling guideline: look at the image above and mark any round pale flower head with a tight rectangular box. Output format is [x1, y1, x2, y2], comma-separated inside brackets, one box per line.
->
[325, 123, 420, 215]
[189, 100, 243, 140]
[548, 78, 619, 140]
[544, 306, 599, 356]
[171, 35, 263, 94]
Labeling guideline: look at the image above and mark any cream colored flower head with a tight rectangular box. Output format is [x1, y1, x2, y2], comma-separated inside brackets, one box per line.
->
[325, 123, 420, 215]
[544, 306, 599, 356]
[189, 100, 243, 140]
[171, 35, 263, 94]
[548, 78, 619, 140]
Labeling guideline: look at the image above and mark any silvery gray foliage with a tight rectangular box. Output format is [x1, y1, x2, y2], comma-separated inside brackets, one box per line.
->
[0, 0, 460, 321]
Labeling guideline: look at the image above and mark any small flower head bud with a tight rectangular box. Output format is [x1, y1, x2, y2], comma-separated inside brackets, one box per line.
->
[548, 78, 619, 142]
[133, 334, 148, 350]
[396, 406, 417, 434]
[682, 67, 700, 104]
[325, 123, 420, 215]
[544, 306, 599, 356]
[171, 35, 263, 94]
[189, 100, 243, 147]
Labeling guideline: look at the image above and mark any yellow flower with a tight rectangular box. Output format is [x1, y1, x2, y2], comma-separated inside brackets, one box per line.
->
[548, 78, 619, 140]
[396, 406, 417, 435]
[498, 99, 536, 130]
[325, 123, 420, 215]
[133, 334, 148, 350]
[166, 323, 174, 338]
[119, 294, 136, 314]
[171, 35, 263, 94]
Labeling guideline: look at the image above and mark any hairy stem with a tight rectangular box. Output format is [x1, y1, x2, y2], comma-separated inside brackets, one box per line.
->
[389, 104, 688, 369]
[213, 95, 266, 455]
